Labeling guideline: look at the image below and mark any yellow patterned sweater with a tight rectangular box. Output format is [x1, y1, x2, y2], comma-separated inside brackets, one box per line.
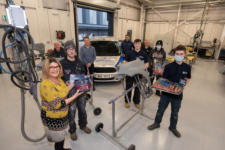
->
[40, 78, 69, 131]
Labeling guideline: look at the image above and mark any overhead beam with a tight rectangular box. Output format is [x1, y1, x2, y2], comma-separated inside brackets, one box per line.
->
[173, 3, 181, 48]
[150, 7, 192, 38]
[163, 9, 204, 35]
[146, 0, 225, 8]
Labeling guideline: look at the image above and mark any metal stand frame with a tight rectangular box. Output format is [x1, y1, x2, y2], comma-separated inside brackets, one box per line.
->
[95, 75, 153, 150]
[86, 68, 102, 115]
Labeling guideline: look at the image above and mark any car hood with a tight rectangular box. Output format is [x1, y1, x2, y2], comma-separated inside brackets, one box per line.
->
[94, 56, 120, 67]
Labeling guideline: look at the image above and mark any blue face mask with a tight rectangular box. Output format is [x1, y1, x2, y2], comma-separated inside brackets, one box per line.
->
[175, 55, 184, 62]
[156, 46, 161, 50]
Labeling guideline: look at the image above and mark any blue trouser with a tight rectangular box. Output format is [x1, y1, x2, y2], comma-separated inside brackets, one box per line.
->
[68, 93, 87, 133]
[124, 76, 140, 104]
[154, 94, 182, 129]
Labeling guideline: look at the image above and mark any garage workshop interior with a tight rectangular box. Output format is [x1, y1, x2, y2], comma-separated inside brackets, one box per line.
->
[0, 0, 225, 150]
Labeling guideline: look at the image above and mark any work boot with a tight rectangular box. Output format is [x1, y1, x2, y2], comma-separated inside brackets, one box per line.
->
[155, 90, 161, 96]
[169, 127, 181, 138]
[70, 132, 77, 141]
[148, 123, 160, 130]
[125, 103, 130, 108]
[135, 104, 141, 109]
[80, 126, 91, 134]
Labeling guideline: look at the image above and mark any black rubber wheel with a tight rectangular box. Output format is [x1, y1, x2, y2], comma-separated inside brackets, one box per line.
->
[86, 93, 91, 101]
[95, 122, 104, 132]
[128, 144, 136, 150]
[94, 107, 102, 116]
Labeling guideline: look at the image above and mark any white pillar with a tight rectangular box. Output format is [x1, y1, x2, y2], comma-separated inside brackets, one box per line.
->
[114, 0, 120, 40]
[173, 3, 181, 48]
[216, 25, 225, 60]
[69, 0, 76, 42]
[139, 4, 145, 41]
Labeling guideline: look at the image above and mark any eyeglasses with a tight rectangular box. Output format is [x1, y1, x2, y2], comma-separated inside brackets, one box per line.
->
[66, 47, 76, 51]
[49, 66, 60, 70]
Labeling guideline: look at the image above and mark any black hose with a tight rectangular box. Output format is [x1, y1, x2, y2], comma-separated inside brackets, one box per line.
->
[1, 26, 34, 64]
[0, 24, 45, 142]
[21, 90, 45, 142]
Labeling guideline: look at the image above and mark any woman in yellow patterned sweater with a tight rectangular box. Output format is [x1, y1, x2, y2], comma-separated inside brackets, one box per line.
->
[40, 57, 83, 150]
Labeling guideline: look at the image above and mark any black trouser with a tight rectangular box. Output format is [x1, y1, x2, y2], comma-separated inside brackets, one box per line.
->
[55, 140, 64, 150]
[84, 63, 95, 87]
[124, 76, 140, 104]
[154, 94, 182, 129]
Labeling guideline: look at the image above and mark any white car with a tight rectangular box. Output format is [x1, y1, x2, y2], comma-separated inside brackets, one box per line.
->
[90, 37, 122, 82]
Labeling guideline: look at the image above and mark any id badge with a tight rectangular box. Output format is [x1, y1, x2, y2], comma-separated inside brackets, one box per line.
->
[179, 79, 186, 85]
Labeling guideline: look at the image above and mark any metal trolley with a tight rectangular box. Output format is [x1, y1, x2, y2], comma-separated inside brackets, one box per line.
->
[86, 67, 102, 116]
[95, 59, 153, 150]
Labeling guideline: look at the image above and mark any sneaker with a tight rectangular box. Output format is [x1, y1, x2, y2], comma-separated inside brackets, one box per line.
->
[93, 86, 96, 91]
[81, 126, 91, 134]
[135, 104, 141, 109]
[125, 103, 130, 108]
[147, 123, 160, 130]
[169, 127, 181, 138]
[155, 90, 161, 96]
[70, 132, 77, 141]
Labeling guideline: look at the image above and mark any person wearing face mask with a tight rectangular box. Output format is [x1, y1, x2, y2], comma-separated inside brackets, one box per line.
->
[149, 40, 166, 96]
[60, 40, 92, 142]
[147, 45, 191, 138]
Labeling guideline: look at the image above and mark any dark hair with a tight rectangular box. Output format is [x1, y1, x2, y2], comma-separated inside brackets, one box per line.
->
[156, 40, 163, 46]
[134, 39, 141, 43]
[83, 36, 89, 40]
[175, 45, 186, 53]
[125, 34, 130, 37]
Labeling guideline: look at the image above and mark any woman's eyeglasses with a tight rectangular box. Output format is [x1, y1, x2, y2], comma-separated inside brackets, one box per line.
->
[49, 66, 60, 70]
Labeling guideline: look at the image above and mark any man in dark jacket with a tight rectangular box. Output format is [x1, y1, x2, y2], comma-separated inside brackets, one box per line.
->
[141, 39, 153, 57]
[49, 42, 66, 58]
[120, 34, 134, 58]
[149, 40, 166, 96]
[60, 40, 91, 141]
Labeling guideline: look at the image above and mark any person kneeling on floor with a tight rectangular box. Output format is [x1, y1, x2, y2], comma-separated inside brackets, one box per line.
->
[148, 45, 191, 138]
[123, 39, 149, 109]
[60, 40, 91, 141]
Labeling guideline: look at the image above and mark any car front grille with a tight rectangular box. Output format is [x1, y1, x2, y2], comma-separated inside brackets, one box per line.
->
[94, 67, 117, 73]
[93, 77, 115, 80]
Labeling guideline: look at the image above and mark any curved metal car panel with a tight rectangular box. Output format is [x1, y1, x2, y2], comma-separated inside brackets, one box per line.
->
[117, 58, 151, 87]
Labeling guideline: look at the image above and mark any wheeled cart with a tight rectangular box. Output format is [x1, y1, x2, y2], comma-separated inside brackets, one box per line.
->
[95, 59, 153, 150]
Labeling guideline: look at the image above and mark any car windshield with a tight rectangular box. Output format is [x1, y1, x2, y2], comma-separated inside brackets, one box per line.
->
[91, 41, 120, 56]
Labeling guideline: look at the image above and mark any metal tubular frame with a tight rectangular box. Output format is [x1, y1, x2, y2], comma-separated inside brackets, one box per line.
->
[86, 68, 101, 115]
[97, 74, 153, 150]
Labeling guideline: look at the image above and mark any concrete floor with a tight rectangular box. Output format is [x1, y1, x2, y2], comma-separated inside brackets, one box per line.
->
[0, 58, 225, 150]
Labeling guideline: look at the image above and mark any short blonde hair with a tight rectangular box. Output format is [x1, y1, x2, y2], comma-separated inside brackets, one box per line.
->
[42, 57, 63, 79]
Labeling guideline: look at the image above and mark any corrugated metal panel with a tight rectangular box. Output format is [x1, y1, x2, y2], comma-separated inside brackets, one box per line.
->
[42, 0, 69, 10]
[36, 8, 52, 50]
[118, 5, 140, 21]
[16, 0, 37, 8]
[145, 22, 224, 47]
[25, 8, 40, 43]
[74, 0, 120, 12]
